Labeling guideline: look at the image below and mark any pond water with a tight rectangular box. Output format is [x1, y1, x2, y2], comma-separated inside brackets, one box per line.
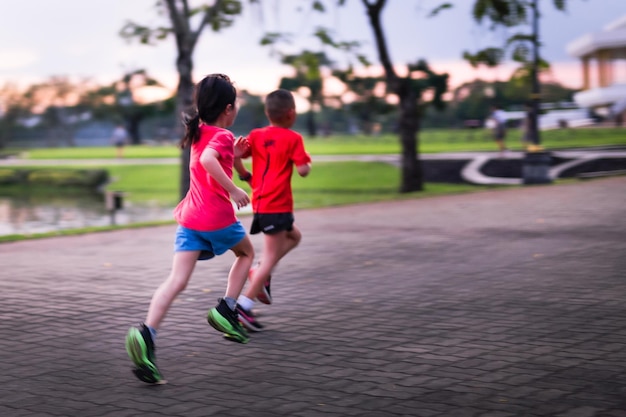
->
[0, 194, 176, 237]
[0, 194, 253, 237]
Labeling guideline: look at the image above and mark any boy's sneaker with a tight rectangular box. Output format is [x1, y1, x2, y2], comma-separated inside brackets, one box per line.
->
[207, 298, 249, 344]
[250, 266, 273, 305]
[256, 275, 272, 305]
[236, 304, 264, 332]
[125, 323, 164, 384]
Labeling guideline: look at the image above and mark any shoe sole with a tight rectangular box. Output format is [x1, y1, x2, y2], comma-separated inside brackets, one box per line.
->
[207, 310, 249, 344]
[256, 287, 272, 305]
[250, 269, 272, 305]
[125, 328, 163, 384]
[238, 315, 264, 332]
[256, 276, 272, 305]
[132, 367, 167, 384]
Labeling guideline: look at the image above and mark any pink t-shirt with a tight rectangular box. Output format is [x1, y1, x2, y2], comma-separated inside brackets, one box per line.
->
[174, 124, 236, 231]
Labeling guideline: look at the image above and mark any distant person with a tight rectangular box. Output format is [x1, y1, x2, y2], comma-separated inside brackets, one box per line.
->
[124, 74, 254, 384]
[234, 89, 312, 332]
[520, 101, 532, 149]
[489, 105, 508, 156]
[111, 123, 128, 158]
[611, 99, 626, 127]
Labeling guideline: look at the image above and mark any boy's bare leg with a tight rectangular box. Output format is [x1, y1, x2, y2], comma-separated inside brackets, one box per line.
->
[145, 250, 200, 330]
[245, 225, 301, 299]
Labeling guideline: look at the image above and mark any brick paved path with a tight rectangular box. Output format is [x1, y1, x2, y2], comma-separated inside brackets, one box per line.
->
[1, 177, 625, 417]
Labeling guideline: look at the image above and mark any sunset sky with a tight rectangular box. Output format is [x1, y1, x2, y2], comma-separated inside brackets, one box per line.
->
[1, 0, 625, 100]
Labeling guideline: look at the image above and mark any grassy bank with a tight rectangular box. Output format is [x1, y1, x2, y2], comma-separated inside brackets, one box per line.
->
[0, 160, 500, 243]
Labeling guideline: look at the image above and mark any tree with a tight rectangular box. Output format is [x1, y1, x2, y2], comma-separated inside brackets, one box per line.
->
[121, 0, 248, 199]
[0, 83, 30, 149]
[452, 79, 498, 123]
[332, 70, 396, 135]
[279, 50, 332, 137]
[356, 0, 448, 192]
[16, 76, 95, 147]
[463, 0, 568, 147]
[261, 24, 368, 137]
[114, 69, 163, 145]
[298, 1, 448, 192]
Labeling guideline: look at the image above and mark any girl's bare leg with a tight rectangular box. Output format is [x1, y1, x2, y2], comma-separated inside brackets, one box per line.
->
[145, 250, 200, 330]
[225, 236, 254, 300]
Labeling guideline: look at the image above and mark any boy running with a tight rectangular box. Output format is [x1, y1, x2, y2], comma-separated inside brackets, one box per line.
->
[234, 89, 311, 331]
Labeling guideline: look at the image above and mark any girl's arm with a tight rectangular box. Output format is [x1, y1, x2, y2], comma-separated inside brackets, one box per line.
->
[200, 147, 250, 209]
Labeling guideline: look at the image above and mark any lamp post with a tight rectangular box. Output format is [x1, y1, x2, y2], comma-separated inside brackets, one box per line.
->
[528, 0, 540, 148]
[522, 0, 552, 185]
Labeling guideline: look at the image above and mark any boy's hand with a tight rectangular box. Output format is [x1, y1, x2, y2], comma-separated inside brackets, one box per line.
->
[234, 136, 251, 158]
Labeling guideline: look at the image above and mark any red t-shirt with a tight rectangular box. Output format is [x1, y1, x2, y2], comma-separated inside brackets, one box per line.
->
[174, 124, 236, 231]
[248, 126, 311, 213]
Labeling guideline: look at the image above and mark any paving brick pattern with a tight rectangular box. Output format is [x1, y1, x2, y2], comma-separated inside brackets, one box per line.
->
[1, 177, 625, 417]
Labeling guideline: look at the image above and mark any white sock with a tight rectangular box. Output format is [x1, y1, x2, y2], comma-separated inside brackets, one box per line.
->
[237, 295, 255, 311]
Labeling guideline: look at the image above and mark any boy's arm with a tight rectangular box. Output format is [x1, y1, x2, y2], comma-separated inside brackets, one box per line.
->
[296, 163, 311, 177]
[234, 157, 252, 182]
[292, 133, 311, 177]
[200, 147, 250, 209]
[233, 135, 252, 182]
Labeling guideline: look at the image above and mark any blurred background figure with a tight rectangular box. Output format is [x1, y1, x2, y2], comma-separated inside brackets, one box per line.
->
[489, 104, 508, 156]
[111, 123, 129, 158]
[611, 99, 626, 127]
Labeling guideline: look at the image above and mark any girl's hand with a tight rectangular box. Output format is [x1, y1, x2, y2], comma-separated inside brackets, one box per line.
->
[234, 136, 251, 158]
[230, 187, 250, 209]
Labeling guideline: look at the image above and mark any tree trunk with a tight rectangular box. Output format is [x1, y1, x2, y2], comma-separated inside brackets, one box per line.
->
[397, 89, 423, 192]
[306, 110, 317, 137]
[126, 112, 143, 145]
[176, 49, 195, 201]
[362, 0, 422, 193]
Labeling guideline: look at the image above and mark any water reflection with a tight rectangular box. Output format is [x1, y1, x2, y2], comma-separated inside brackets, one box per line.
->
[0, 193, 175, 236]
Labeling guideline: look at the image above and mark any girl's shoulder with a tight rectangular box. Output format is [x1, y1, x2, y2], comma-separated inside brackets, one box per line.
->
[200, 125, 233, 141]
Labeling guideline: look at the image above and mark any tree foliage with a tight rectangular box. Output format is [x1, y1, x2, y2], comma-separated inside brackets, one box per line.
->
[336, 0, 449, 192]
[120, 0, 255, 198]
[279, 51, 332, 137]
[463, 0, 567, 68]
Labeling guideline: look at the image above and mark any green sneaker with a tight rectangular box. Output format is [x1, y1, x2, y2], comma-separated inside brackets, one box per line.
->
[125, 324, 164, 384]
[207, 298, 249, 344]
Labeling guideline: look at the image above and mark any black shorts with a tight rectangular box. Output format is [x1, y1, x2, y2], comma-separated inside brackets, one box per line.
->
[250, 213, 294, 235]
[494, 125, 506, 140]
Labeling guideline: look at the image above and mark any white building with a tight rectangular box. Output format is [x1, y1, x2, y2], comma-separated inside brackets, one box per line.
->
[566, 15, 626, 117]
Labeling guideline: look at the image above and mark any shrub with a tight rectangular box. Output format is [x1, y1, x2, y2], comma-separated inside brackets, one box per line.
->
[0, 168, 109, 188]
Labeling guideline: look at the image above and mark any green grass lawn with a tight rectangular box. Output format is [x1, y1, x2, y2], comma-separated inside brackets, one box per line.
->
[14, 126, 626, 159]
[104, 161, 494, 208]
[5, 125, 624, 209]
[2, 125, 623, 242]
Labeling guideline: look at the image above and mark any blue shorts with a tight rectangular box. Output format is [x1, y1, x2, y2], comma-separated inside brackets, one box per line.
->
[174, 221, 246, 260]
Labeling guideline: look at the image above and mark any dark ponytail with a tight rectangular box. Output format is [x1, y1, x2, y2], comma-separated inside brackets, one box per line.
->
[178, 74, 236, 149]
[179, 112, 201, 149]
